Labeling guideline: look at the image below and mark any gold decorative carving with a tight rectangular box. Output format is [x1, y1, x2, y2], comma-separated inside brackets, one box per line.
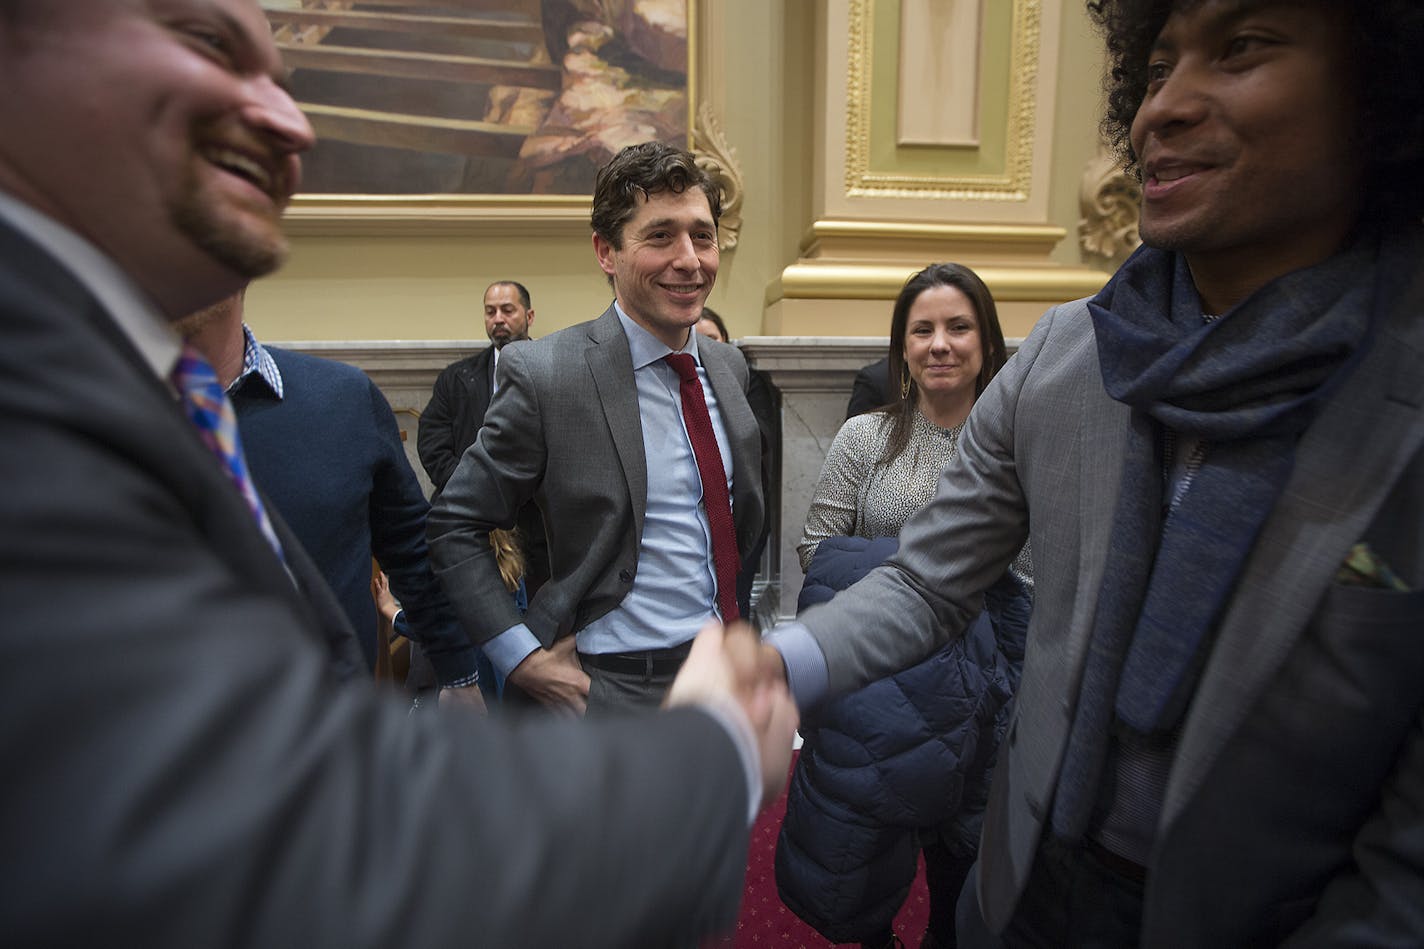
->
[844, 0, 1041, 199]
[772, 262, 1107, 303]
[692, 102, 744, 252]
[1078, 147, 1142, 259]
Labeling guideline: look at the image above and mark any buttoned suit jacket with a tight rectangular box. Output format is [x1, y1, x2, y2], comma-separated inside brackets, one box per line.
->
[0, 220, 751, 947]
[428, 305, 765, 648]
[798, 229, 1424, 946]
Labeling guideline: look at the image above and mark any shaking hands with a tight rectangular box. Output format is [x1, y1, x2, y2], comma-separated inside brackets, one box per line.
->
[665, 621, 800, 808]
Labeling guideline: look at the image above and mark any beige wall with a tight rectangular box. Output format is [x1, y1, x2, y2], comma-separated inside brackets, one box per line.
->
[248, 0, 1111, 345]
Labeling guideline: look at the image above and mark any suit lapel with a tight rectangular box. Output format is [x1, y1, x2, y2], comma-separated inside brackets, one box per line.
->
[474, 346, 495, 418]
[1062, 330, 1133, 688]
[0, 216, 351, 672]
[1165, 242, 1424, 828]
[585, 307, 648, 539]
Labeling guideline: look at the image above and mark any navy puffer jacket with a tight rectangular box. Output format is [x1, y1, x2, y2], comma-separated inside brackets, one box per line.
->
[775, 536, 1028, 942]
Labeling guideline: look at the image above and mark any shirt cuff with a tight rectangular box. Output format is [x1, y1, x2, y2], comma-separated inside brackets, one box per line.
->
[695, 699, 763, 826]
[483, 622, 540, 678]
[763, 621, 829, 710]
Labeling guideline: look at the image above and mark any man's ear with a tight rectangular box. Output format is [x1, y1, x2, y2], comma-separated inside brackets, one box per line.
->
[592, 232, 618, 278]
[525, 309, 534, 329]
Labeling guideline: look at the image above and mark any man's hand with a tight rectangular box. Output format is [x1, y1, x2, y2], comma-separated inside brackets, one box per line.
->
[438, 683, 488, 714]
[666, 622, 799, 807]
[507, 636, 590, 714]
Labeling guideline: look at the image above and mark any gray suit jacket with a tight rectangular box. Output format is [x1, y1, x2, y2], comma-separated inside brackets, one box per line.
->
[0, 220, 751, 947]
[798, 233, 1424, 945]
[429, 305, 765, 648]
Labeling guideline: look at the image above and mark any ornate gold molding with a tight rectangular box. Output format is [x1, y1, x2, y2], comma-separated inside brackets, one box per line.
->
[1078, 146, 1142, 259]
[844, 0, 1041, 199]
[799, 220, 1068, 261]
[693, 102, 745, 252]
[770, 261, 1107, 304]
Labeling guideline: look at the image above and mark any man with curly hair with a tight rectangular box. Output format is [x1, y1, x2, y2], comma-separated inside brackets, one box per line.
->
[761, 1, 1424, 944]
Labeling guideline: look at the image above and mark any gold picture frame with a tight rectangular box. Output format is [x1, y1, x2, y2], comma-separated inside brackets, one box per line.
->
[267, 0, 711, 236]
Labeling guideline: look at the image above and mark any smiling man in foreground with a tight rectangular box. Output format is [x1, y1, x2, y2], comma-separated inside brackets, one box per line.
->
[0, 3, 794, 945]
[761, 0, 1424, 944]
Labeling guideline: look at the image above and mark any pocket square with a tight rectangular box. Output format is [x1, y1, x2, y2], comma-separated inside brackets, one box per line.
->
[1335, 542, 1410, 591]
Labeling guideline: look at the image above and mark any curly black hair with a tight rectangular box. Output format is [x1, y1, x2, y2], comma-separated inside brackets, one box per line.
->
[1087, 0, 1424, 221]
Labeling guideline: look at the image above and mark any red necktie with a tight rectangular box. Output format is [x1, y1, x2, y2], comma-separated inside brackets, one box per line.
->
[664, 353, 741, 623]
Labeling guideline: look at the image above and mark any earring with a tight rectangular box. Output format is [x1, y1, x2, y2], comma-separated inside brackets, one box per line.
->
[900, 365, 911, 400]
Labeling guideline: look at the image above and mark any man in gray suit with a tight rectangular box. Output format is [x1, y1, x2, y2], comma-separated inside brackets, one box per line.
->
[761, 1, 1424, 945]
[0, 2, 796, 945]
[429, 142, 765, 713]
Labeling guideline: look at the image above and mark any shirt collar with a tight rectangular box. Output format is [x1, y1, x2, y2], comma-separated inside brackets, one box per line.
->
[0, 190, 180, 381]
[229, 323, 284, 399]
[613, 300, 701, 371]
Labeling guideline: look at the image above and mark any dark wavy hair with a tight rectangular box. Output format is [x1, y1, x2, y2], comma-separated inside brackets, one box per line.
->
[880, 263, 1007, 464]
[590, 141, 722, 249]
[1088, 0, 1424, 222]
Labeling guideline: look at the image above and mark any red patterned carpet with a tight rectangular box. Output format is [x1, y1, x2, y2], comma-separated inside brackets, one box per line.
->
[719, 754, 932, 948]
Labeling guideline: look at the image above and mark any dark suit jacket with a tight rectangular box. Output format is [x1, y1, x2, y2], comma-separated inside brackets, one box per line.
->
[846, 355, 892, 418]
[418, 344, 550, 590]
[428, 305, 765, 649]
[418, 346, 496, 491]
[800, 228, 1424, 944]
[0, 218, 750, 946]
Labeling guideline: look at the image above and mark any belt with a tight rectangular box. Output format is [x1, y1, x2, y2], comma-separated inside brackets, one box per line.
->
[1085, 838, 1148, 885]
[578, 643, 692, 677]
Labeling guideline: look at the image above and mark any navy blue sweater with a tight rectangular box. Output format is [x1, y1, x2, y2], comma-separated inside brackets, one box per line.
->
[233, 347, 475, 684]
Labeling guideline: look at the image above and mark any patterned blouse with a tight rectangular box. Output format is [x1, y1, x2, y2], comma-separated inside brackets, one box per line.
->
[798, 408, 1032, 581]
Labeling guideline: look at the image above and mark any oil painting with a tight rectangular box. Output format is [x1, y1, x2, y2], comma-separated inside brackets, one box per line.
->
[263, 0, 692, 197]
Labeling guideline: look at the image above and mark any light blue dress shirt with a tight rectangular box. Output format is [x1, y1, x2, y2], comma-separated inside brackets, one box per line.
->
[483, 303, 736, 675]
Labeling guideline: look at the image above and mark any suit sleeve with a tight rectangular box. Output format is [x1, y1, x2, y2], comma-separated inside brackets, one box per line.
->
[363, 376, 479, 687]
[416, 364, 460, 491]
[0, 402, 751, 948]
[427, 342, 543, 647]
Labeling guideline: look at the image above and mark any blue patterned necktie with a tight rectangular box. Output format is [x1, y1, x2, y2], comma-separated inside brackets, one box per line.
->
[171, 344, 285, 561]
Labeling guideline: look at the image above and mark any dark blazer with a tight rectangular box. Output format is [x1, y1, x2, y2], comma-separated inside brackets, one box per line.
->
[418, 346, 495, 491]
[798, 228, 1424, 945]
[0, 219, 751, 946]
[428, 305, 765, 649]
[418, 344, 550, 590]
[846, 355, 892, 418]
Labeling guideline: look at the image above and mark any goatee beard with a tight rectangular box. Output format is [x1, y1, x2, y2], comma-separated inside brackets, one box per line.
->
[172, 184, 288, 280]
